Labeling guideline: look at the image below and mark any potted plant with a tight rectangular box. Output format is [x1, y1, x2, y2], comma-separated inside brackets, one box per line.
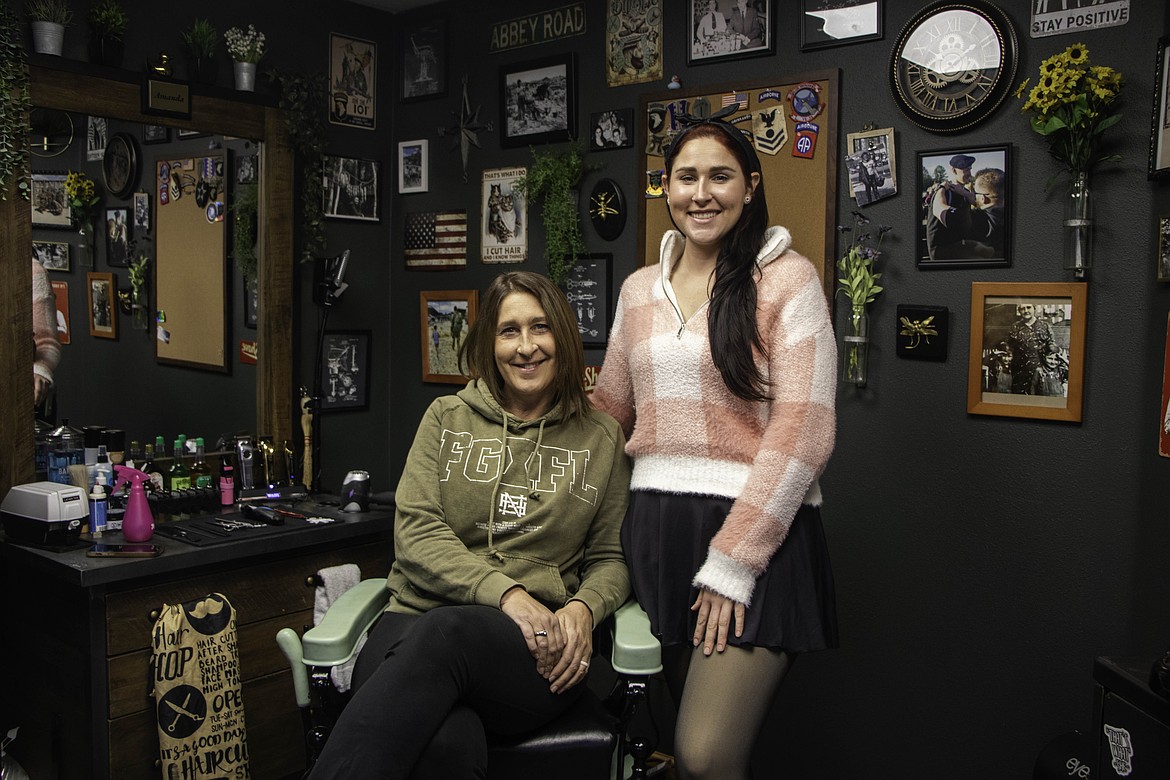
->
[224, 23, 265, 91]
[513, 139, 593, 285]
[86, 0, 128, 67]
[0, 7, 32, 202]
[26, 0, 72, 56]
[180, 17, 219, 85]
[835, 211, 891, 387]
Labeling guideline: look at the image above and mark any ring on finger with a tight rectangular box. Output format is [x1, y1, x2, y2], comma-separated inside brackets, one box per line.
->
[579, 660, 589, 669]
[534, 630, 548, 637]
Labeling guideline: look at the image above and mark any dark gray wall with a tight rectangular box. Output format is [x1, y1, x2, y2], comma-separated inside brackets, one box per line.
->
[19, 0, 1170, 775]
[388, 2, 1170, 777]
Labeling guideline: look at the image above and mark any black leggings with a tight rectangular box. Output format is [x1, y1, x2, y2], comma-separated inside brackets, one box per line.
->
[308, 605, 583, 780]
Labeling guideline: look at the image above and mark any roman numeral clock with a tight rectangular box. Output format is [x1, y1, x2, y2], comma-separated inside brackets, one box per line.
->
[889, 0, 1018, 132]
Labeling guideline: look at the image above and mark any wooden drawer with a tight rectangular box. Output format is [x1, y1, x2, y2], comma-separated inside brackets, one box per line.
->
[105, 542, 390, 656]
[108, 608, 314, 718]
[110, 670, 304, 780]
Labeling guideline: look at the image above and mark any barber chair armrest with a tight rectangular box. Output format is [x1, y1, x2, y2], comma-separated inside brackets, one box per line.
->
[610, 599, 662, 676]
[302, 578, 391, 667]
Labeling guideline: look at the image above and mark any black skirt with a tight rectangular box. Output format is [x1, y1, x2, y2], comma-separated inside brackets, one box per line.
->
[620, 490, 839, 653]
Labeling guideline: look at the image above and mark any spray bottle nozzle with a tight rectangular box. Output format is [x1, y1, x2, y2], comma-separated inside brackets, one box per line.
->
[114, 464, 152, 491]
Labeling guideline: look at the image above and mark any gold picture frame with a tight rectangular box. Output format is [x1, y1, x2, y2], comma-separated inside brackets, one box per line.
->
[967, 282, 1087, 422]
[420, 289, 477, 384]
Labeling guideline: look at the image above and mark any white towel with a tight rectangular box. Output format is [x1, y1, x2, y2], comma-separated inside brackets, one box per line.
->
[313, 563, 363, 692]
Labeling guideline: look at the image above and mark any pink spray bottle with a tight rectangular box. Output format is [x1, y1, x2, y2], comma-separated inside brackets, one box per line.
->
[114, 464, 155, 542]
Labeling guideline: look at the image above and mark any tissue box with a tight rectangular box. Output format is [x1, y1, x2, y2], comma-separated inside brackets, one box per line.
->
[1, 481, 87, 546]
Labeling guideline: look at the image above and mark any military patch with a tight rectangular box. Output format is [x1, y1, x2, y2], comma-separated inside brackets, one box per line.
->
[792, 122, 819, 159]
[753, 107, 787, 155]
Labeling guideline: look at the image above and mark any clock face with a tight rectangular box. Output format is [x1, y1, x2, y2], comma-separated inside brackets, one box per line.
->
[890, 1, 1017, 132]
[103, 132, 139, 199]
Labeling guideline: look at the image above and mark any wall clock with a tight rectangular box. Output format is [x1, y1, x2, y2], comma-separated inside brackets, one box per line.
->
[102, 132, 139, 199]
[889, 0, 1017, 133]
[588, 178, 625, 241]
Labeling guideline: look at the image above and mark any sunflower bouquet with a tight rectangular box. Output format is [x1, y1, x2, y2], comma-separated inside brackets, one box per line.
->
[1015, 42, 1123, 185]
[64, 170, 100, 263]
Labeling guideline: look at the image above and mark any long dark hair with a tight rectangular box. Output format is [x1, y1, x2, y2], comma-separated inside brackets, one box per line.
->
[665, 122, 771, 402]
[459, 271, 591, 422]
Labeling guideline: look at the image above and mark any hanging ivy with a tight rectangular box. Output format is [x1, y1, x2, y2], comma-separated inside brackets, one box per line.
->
[0, 7, 32, 202]
[514, 139, 594, 285]
[267, 68, 327, 262]
[232, 182, 258, 283]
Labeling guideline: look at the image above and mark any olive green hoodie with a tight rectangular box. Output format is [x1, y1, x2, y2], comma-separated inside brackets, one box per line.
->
[386, 379, 631, 623]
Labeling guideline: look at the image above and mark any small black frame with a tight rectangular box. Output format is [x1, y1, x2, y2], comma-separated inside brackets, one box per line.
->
[319, 330, 371, 412]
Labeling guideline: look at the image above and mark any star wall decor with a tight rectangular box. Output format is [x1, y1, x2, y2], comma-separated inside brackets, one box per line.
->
[437, 74, 494, 184]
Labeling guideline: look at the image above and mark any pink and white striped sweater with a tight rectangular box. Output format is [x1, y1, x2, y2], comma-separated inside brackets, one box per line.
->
[593, 226, 836, 605]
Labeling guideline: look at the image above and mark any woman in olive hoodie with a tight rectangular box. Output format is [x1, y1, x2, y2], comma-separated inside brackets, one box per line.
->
[311, 272, 630, 779]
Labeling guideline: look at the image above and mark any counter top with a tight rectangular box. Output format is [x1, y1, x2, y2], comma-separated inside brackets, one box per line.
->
[0, 499, 394, 589]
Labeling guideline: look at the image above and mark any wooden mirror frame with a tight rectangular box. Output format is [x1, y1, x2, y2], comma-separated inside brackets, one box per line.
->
[0, 64, 295, 496]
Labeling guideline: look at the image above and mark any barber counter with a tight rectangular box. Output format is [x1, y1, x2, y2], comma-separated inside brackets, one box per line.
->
[0, 499, 394, 780]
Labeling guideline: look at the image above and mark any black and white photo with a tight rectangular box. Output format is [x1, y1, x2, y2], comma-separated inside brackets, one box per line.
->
[589, 109, 633, 151]
[500, 53, 576, 148]
[133, 192, 150, 231]
[402, 19, 446, 101]
[917, 144, 1011, 269]
[105, 207, 130, 267]
[236, 154, 257, 185]
[323, 155, 380, 222]
[846, 127, 896, 206]
[34, 240, 70, 272]
[1158, 216, 1170, 282]
[31, 172, 71, 228]
[800, 0, 882, 51]
[87, 115, 108, 162]
[688, 0, 774, 65]
[142, 124, 170, 145]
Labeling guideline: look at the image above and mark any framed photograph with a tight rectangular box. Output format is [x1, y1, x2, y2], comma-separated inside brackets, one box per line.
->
[236, 154, 258, 185]
[329, 33, 376, 130]
[589, 109, 634, 151]
[30, 172, 71, 228]
[500, 53, 576, 148]
[1160, 314, 1170, 457]
[558, 253, 612, 348]
[244, 278, 258, 329]
[846, 126, 896, 207]
[1158, 216, 1170, 282]
[86, 116, 108, 162]
[320, 330, 371, 412]
[1151, 36, 1170, 180]
[322, 155, 380, 221]
[34, 240, 70, 272]
[104, 207, 130, 267]
[967, 282, 1087, 423]
[688, 0, 774, 65]
[51, 280, 70, 345]
[420, 290, 477, 384]
[800, 0, 882, 51]
[176, 129, 206, 139]
[87, 271, 117, 339]
[133, 191, 150, 231]
[405, 210, 468, 269]
[142, 124, 170, 145]
[401, 19, 446, 102]
[917, 144, 1011, 269]
[398, 139, 429, 194]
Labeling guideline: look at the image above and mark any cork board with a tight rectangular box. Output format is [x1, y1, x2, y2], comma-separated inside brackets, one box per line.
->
[638, 69, 839, 300]
[154, 153, 229, 372]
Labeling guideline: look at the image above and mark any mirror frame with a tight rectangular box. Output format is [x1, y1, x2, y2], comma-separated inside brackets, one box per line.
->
[0, 63, 295, 496]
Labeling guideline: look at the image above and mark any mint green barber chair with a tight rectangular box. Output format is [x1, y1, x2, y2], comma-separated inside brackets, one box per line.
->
[276, 581, 663, 779]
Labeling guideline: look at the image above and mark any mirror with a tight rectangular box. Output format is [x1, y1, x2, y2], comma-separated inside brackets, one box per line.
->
[32, 117, 257, 443]
[0, 63, 295, 495]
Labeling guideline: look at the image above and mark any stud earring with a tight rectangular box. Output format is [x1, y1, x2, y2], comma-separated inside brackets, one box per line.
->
[744, 196, 751, 204]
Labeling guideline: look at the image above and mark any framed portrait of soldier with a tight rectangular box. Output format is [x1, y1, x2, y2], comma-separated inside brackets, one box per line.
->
[967, 282, 1086, 422]
[917, 143, 1011, 269]
[846, 126, 896, 206]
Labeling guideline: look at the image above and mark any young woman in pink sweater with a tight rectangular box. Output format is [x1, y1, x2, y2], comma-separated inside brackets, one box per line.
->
[593, 111, 838, 779]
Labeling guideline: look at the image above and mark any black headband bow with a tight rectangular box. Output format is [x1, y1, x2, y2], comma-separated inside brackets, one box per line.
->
[668, 104, 761, 172]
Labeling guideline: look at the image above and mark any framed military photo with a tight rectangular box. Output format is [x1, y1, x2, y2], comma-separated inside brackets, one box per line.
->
[917, 144, 1011, 269]
[689, 0, 774, 65]
[500, 53, 576, 148]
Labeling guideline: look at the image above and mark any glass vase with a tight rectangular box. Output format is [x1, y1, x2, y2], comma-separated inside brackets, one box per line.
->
[841, 306, 870, 387]
[131, 287, 149, 331]
[1063, 172, 1093, 279]
[77, 227, 94, 268]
